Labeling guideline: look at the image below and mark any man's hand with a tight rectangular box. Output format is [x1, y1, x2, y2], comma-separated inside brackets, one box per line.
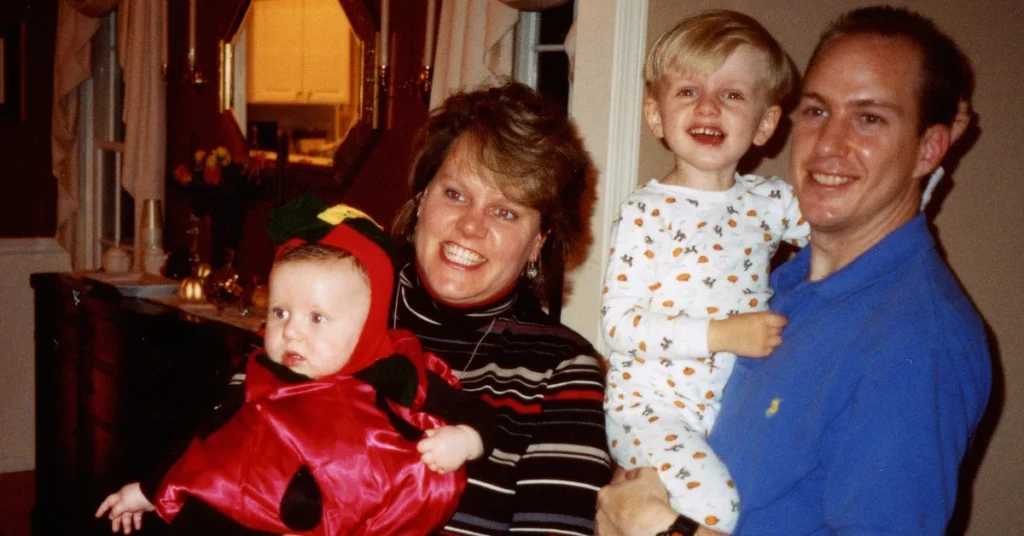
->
[95, 482, 155, 534]
[417, 424, 484, 473]
[596, 468, 678, 536]
[709, 312, 787, 357]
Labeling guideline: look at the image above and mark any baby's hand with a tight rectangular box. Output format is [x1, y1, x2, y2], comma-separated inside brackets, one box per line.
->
[95, 482, 155, 534]
[709, 312, 787, 358]
[417, 424, 484, 474]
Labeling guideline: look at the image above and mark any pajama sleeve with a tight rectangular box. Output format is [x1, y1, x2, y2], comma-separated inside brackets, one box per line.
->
[602, 196, 711, 359]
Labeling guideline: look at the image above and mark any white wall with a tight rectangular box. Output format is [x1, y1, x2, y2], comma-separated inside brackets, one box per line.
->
[0, 238, 71, 472]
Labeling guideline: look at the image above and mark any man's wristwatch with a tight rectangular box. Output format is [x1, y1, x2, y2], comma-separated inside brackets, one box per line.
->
[655, 514, 700, 536]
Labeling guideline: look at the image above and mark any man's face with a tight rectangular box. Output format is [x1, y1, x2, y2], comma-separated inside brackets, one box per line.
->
[790, 34, 948, 239]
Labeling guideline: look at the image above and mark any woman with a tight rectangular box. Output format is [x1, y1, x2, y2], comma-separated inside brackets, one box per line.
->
[391, 81, 612, 535]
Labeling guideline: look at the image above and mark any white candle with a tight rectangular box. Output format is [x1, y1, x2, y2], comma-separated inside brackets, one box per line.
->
[188, 0, 196, 65]
[423, 0, 436, 66]
[379, 0, 389, 67]
[162, 0, 168, 68]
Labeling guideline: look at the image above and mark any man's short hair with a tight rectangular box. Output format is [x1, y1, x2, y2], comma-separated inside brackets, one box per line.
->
[809, 6, 973, 132]
[644, 9, 795, 105]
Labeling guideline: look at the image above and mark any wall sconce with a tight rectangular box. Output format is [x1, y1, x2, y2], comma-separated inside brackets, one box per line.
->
[375, 0, 390, 128]
[398, 0, 435, 105]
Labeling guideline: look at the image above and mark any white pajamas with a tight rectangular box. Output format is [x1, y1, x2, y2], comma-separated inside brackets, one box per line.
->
[602, 175, 808, 533]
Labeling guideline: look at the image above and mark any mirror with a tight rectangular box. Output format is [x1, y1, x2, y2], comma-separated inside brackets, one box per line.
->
[220, 0, 378, 184]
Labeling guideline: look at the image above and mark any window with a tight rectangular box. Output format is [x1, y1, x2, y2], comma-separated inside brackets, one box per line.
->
[77, 12, 131, 269]
[514, 1, 575, 113]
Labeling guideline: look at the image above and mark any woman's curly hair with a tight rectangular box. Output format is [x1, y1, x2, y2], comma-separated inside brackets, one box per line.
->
[392, 81, 593, 304]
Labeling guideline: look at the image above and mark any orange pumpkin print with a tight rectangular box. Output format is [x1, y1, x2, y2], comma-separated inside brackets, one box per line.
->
[713, 244, 723, 250]
[727, 275, 738, 283]
[744, 248, 752, 255]
[693, 452, 707, 459]
[638, 341, 647, 351]
[705, 516, 720, 526]
[611, 439, 618, 447]
[727, 480, 735, 489]
[697, 221, 708, 228]
[677, 273, 691, 281]
[705, 391, 715, 400]
[652, 209, 660, 216]
[645, 250, 654, 259]
[602, 285, 608, 294]
[633, 438, 642, 446]
[683, 367, 696, 376]
[672, 247, 683, 257]
[634, 218, 643, 227]
[752, 274, 759, 281]
[673, 400, 686, 409]
[749, 298, 759, 307]
[686, 482, 702, 490]
[728, 219, 737, 227]
[666, 197, 677, 203]
[663, 300, 674, 307]
[632, 315, 641, 327]
[697, 403, 706, 411]
[660, 462, 672, 471]
[635, 356, 646, 364]
[665, 434, 678, 441]
[746, 209, 757, 217]
[666, 379, 676, 387]
[622, 371, 630, 379]
[698, 255, 709, 263]
[617, 274, 628, 281]
[649, 282, 662, 291]
[648, 416, 660, 423]
[763, 233, 772, 242]
[609, 327, 616, 337]
[707, 306, 719, 314]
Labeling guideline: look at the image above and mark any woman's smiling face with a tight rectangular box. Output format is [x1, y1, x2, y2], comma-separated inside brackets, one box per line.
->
[413, 137, 545, 306]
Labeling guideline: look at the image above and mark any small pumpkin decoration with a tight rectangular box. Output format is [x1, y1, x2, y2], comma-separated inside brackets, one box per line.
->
[195, 263, 213, 281]
[178, 276, 206, 302]
[250, 284, 269, 310]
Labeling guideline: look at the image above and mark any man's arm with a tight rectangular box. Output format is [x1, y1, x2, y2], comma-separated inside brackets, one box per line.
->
[596, 468, 725, 536]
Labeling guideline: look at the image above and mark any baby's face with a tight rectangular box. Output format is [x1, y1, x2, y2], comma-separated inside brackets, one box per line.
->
[264, 258, 371, 379]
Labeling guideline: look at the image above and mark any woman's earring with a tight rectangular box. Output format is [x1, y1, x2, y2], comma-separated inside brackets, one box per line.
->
[525, 261, 539, 279]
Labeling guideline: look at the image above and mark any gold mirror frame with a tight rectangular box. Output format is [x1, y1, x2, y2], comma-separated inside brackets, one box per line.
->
[219, 0, 379, 190]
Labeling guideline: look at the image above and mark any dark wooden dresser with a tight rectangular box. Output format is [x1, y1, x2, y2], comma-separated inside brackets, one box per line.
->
[31, 273, 261, 535]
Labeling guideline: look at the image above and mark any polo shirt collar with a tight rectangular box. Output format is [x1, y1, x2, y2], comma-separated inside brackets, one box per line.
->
[773, 214, 934, 299]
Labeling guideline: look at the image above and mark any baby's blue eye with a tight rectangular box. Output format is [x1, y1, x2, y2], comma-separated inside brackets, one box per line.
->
[724, 91, 744, 100]
[311, 312, 326, 324]
[271, 307, 287, 320]
[678, 88, 696, 97]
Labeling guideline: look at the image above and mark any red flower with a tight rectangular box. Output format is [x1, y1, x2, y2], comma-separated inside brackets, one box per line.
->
[204, 165, 223, 186]
[173, 164, 193, 186]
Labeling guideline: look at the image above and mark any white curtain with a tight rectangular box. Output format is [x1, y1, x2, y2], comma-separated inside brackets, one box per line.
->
[52, 0, 102, 253]
[117, 0, 166, 264]
[428, 0, 520, 109]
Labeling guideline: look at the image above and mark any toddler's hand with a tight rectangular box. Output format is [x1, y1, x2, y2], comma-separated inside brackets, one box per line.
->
[417, 424, 484, 474]
[709, 312, 787, 358]
[95, 482, 155, 534]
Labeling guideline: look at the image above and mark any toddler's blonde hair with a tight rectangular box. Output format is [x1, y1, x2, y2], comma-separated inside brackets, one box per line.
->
[644, 10, 794, 105]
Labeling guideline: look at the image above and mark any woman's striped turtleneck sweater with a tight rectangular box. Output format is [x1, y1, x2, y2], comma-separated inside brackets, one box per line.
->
[392, 262, 612, 536]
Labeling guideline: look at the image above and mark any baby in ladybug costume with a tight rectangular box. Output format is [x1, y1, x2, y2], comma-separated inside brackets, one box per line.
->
[96, 199, 493, 535]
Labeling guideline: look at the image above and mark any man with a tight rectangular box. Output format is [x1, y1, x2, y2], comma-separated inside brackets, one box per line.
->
[595, 7, 990, 536]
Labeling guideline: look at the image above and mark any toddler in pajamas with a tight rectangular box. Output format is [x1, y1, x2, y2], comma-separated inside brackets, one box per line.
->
[602, 10, 808, 533]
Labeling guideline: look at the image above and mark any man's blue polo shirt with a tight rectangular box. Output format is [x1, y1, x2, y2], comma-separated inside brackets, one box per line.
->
[709, 215, 991, 535]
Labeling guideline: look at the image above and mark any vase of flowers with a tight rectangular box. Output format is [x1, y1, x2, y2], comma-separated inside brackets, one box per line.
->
[173, 147, 265, 269]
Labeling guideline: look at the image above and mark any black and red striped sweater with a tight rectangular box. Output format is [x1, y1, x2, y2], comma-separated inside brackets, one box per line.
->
[391, 262, 612, 536]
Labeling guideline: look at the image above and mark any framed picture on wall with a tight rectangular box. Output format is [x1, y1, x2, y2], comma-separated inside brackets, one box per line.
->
[0, 22, 22, 121]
